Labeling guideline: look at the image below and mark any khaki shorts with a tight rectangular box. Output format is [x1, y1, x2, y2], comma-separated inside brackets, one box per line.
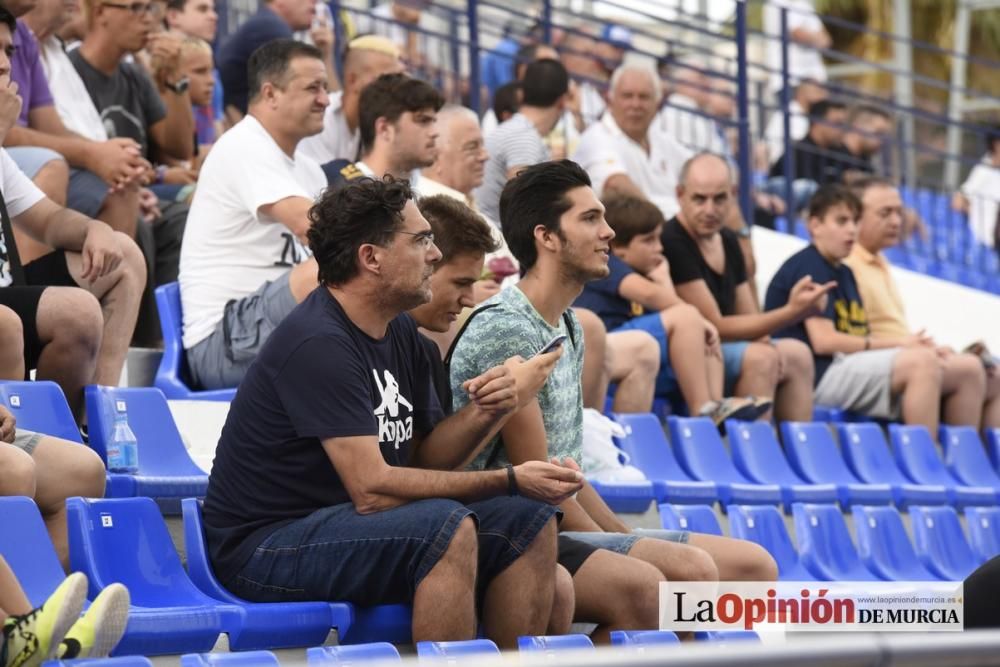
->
[9, 430, 42, 455]
[815, 349, 901, 420]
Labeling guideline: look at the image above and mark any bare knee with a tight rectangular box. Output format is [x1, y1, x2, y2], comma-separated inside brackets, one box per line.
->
[34, 158, 70, 203]
[742, 343, 780, 386]
[732, 541, 778, 582]
[548, 564, 575, 635]
[633, 332, 660, 377]
[0, 446, 37, 498]
[778, 339, 814, 382]
[443, 516, 478, 568]
[894, 347, 942, 388]
[114, 232, 148, 291]
[675, 544, 720, 582]
[616, 558, 665, 626]
[660, 302, 701, 332]
[947, 354, 987, 394]
[45, 289, 103, 358]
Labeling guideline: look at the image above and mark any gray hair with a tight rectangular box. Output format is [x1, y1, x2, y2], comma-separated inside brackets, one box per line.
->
[608, 62, 663, 101]
[434, 104, 480, 149]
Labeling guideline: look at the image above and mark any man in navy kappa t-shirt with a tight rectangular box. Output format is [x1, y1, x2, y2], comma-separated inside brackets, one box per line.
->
[203, 176, 583, 648]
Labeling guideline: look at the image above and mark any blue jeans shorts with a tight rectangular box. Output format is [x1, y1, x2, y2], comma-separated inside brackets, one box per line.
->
[561, 528, 690, 555]
[614, 313, 678, 396]
[6, 146, 109, 217]
[226, 497, 558, 608]
[722, 341, 750, 393]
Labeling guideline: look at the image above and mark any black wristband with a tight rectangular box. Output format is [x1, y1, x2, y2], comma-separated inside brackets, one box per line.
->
[506, 464, 518, 496]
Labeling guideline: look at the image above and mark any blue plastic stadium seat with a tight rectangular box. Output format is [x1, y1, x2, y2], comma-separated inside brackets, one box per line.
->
[66, 496, 330, 652]
[727, 505, 816, 581]
[416, 640, 500, 660]
[940, 425, 1000, 493]
[86, 386, 208, 511]
[812, 405, 846, 422]
[517, 635, 594, 653]
[851, 505, 939, 581]
[727, 420, 838, 512]
[791, 503, 879, 581]
[609, 630, 680, 648]
[342, 604, 413, 645]
[0, 496, 226, 657]
[52, 658, 154, 667]
[180, 652, 279, 667]
[610, 413, 718, 505]
[964, 507, 1000, 564]
[153, 283, 236, 402]
[588, 478, 655, 514]
[888, 424, 998, 507]
[837, 423, 949, 509]
[0, 381, 134, 502]
[984, 429, 1000, 474]
[180, 499, 352, 647]
[306, 644, 401, 667]
[780, 422, 893, 508]
[909, 506, 980, 581]
[694, 631, 760, 642]
[658, 504, 722, 535]
[667, 417, 782, 506]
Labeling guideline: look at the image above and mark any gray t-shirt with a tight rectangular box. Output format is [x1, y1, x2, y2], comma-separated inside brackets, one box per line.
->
[68, 50, 166, 158]
[474, 113, 549, 224]
[449, 286, 585, 470]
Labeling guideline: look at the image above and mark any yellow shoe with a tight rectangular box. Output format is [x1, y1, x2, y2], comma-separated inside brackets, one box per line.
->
[58, 584, 130, 660]
[2, 572, 87, 667]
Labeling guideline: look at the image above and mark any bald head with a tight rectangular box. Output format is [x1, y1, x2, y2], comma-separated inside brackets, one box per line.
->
[343, 36, 405, 95]
[676, 153, 733, 238]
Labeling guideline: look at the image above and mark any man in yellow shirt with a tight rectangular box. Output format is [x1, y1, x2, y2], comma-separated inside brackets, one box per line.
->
[844, 176, 1000, 430]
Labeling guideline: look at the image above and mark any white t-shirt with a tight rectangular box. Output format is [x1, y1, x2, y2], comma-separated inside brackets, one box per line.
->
[179, 116, 327, 349]
[764, 0, 828, 92]
[764, 98, 809, 165]
[0, 149, 46, 287]
[38, 37, 108, 142]
[658, 93, 726, 155]
[960, 160, 1000, 248]
[572, 113, 693, 220]
[296, 91, 359, 165]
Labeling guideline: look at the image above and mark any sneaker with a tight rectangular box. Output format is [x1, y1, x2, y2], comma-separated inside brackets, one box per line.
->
[2, 572, 87, 667]
[58, 583, 130, 660]
[702, 396, 773, 432]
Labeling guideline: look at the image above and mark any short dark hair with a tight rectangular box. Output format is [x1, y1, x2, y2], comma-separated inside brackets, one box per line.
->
[848, 103, 891, 124]
[493, 81, 522, 122]
[307, 176, 414, 286]
[848, 175, 896, 206]
[418, 195, 499, 264]
[358, 73, 445, 153]
[522, 59, 569, 107]
[499, 160, 591, 271]
[247, 40, 323, 104]
[0, 5, 15, 32]
[807, 183, 861, 221]
[986, 124, 1000, 153]
[165, 0, 188, 11]
[808, 99, 847, 123]
[604, 195, 665, 248]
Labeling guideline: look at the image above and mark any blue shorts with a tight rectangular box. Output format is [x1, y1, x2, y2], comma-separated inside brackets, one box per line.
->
[6, 146, 110, 218]
[225, 496, 558, 608]
[561, 528, 690, 555]
[722, 341, 750, 393]
[614, 313, 678, 396]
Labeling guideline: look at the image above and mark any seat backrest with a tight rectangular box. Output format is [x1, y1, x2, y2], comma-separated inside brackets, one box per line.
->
[984, 429, 1000, 474]
[812, 405, 846, 423]
[889, 424, 959, 487]
[780, 422, 860, 485]
[612, 413, 695, 482]
[85, 385, 206, 476]
[306, 644, 401, 667]
[658, 504, 722, 535]
[180, 652, 280, 667]
[727, 504, 801, 577]
[727, 420, 807, 485]
[609, 630, 679, 647]
[0, 381, 82, 443]
[154, 282, 194, 396]
[181, 498, 243, 604]
[517, 635, 594, 652]
[0, 497, 68, 605]
[964, 506, 1000, 564]
[791, 503, 866, 580]
[851, 505, 937, 581]
[910, 506, 979, 580]
[416, 640, 500, 659]
[67, 496, 213, 603]
[837, 422, 909, 485]
[667, 416, 752, 484]
[940, 425, 1000, 488]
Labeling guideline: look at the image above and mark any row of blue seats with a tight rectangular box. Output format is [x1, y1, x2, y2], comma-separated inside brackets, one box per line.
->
[660, 502, 994, 583]
[605, 413, 1000, 513]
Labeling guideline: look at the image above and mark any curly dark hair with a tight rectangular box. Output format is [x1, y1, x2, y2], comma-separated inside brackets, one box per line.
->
[307, 176, 414, 286]
[499, 160, 591, 272]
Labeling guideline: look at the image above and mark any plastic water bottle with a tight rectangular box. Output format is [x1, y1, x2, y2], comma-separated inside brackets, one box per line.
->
[107, 400, 139, 474]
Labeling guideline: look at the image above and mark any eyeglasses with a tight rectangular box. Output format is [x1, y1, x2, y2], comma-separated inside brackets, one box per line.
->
[102, 1, 157, 16]
[394, 230, 436, 249]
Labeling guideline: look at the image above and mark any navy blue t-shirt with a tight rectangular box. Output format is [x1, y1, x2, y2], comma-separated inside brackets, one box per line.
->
[203, 287, 445, 583]
[573, 255, 645, 331]
[217, 7, 292, 114]
[764, 244, 870, 383]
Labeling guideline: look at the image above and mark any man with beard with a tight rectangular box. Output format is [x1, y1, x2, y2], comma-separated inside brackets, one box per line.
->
[178, 40, 328, 390]
[325, 72, 443, 186]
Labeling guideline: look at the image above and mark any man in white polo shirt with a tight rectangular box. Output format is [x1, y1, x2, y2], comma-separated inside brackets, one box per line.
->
[572, 63, 692, 221]
[179, 40, 328, 390]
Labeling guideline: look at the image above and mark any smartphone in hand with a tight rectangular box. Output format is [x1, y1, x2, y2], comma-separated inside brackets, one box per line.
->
[532, 334, 567, 358]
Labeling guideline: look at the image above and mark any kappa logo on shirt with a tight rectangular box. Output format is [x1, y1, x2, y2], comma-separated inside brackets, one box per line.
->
[373, 369, 414, 449]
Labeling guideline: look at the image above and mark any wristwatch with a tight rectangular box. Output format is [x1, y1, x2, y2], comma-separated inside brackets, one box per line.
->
[164, 77, 190, 94]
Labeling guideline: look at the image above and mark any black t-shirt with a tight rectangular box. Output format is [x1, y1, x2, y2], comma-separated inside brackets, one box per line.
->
[661, 217, 746, 316]
[769, 135, 848, 184]
[418, 333, 453, 416]
[764, 244, 870, 383]
[203, 288, 445, 582]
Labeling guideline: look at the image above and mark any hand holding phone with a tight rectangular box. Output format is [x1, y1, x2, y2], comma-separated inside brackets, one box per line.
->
[533, 334, 567, 358]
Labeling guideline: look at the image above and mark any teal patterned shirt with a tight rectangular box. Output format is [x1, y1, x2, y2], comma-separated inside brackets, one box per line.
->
[449, 286, 585, 470]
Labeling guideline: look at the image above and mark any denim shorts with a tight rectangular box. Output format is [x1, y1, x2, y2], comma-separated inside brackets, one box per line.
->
[226, 496, 558, 608]
[561, 527, 690, 555]
[614, 314, 679, 396]
[722, 341, 750, 393]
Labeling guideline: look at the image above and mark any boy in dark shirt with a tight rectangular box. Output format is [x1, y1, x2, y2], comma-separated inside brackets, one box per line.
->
[764, 184, 944, 425]
[574, 195, 768, 425]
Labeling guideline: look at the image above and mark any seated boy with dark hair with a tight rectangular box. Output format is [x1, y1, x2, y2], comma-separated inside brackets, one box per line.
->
[574, 195, 769, 426]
